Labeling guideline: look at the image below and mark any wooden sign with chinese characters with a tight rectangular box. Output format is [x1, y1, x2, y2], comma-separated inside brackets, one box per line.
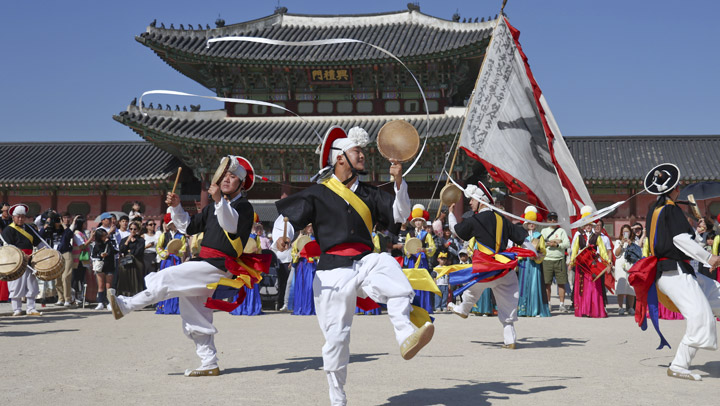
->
[308, 68, 352, 84]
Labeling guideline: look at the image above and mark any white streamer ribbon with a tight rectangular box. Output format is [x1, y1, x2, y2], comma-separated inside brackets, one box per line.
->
[446, 172, 640, 231]
[206, 36, 430, 178]
[137, 89, 323, 141]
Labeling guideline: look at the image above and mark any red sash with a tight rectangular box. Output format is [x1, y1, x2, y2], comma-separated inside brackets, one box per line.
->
[326, 243, 372, 257]
[199, 246, 269, 283]
[200, 246, 271, 312]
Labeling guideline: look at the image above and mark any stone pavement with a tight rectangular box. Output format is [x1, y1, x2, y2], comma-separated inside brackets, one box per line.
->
[0, 304, 717, 406]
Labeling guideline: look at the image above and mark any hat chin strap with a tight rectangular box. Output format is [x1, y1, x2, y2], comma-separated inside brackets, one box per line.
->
[341, 151, 367, 185]
[223, 183, 244, 200]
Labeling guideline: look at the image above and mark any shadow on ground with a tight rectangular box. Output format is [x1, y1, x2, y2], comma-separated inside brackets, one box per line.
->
[694, 361, 720, 377]
[381, 378, 568, 405]
[188, 353, 388, 376]
[470, 336, 588, 349]
[0, 311, 106, 336]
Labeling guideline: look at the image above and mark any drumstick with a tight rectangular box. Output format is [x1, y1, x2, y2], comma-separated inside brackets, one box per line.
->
[171, 167, 182, 195]
[593, 264, 611, 282]
[282, 217, 289, 240]
[30, 256, 53, 264]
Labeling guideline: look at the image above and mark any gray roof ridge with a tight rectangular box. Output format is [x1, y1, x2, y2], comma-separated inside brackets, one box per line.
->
[143, 9, 495, 37]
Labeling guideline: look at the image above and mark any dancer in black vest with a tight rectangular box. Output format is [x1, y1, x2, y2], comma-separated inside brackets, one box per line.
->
[275, 126, 434, 406]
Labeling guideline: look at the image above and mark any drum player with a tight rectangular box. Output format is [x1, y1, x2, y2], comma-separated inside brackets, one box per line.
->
[108, 155, 258, 377]
[1, 204, 43, 316]
[274, 126, 434, 406]
[447, 182, 533, 349]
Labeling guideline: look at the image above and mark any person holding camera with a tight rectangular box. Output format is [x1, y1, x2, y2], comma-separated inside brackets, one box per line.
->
[91, 228, 117, 310]
[613, 224, 637, 315]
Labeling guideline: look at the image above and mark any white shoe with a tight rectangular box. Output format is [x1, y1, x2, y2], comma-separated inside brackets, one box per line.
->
[400, 322, 435, 360]
[95, 303, 105, 310]
[26, 309, 43, 316]
[559, 304, 568, 313]
[618, 308, 625, 316]
[667, 366, 701, 381]
[107, 291, 125, 320]
[448, 302, 468, 319]
[55, 301, 64, 306]
[278, 306, 290, 313]
[12, 310, 22, 317]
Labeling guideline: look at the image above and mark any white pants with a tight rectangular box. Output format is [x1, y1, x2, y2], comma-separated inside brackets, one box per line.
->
[9, 268, 39, 311]
[657, 269, 720, 369]
[118, 260, 230, 368]
[314, 252, 416, 371]
[457, 271, 520, 345]
[315, 252, 416, 405]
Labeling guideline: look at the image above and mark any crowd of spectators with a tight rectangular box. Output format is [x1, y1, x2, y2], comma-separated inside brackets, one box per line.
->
[2, 200, 718, 320]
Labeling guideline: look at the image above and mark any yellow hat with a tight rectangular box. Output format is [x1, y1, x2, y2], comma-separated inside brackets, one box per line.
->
[580, 205, 592, 219]
[524, 206, 538, 222]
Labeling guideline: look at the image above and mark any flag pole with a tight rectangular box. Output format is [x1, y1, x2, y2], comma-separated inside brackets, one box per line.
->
[433, 13, 505, 220]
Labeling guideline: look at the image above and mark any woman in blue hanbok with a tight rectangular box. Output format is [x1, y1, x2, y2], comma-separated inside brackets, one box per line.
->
[517, 207, 550, 317]
[402, 205, 436, 314]
[292, 227, 319, 315]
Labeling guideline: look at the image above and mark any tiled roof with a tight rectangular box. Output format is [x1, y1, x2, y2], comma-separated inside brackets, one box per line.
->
[137, 10, 494, 64]
[565, 135, 720, 182]
[114, 106, 465, 147]
[0, 142, 182, 187]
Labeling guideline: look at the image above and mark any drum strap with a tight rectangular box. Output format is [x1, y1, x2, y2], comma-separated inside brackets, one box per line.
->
[322, 177, 373, 237]
[10, 224, 33, 244]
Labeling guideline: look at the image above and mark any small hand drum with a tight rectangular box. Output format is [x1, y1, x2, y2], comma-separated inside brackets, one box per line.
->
[211, 157, 231, 185]
[440, 184, 462, 206]
[377, 120, 420, 163]
[405, 237, 423, 255]
[166, 239, 184, 256]
[294, 235, 312, 252]
[243, 238, 259, 254]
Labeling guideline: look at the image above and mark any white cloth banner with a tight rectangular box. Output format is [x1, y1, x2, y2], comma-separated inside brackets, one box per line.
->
[458, 17, 594, 227]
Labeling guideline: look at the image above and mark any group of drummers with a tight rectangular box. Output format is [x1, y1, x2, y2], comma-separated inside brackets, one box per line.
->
[0, 204, 189, 315]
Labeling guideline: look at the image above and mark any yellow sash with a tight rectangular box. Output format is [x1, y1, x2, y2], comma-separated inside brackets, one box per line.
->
[10, 224, 34, 244]
[494, 212, 502, 252]
[472, 213, 511, 264]
[322, 177, 373, 236]
[648, 200, 680, 313]
[648, 200, 673, 257]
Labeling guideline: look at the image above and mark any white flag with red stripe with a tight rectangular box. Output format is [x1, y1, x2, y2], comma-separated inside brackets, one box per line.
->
[459, 16, 593, 225]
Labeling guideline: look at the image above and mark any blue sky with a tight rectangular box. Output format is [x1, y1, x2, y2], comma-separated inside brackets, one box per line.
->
[1, 0, 718, 142]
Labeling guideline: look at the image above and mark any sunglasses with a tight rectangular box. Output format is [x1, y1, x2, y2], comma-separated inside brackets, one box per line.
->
[147, 223, 156, 226]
